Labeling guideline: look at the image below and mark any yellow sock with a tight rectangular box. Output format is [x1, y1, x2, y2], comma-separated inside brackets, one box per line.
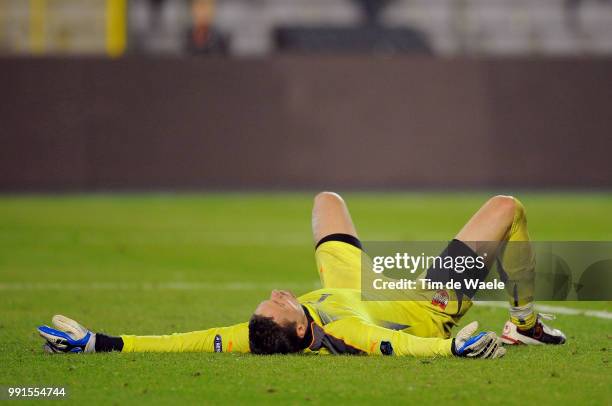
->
[510, 304, 537, 330]
[503, 197, 536, 330]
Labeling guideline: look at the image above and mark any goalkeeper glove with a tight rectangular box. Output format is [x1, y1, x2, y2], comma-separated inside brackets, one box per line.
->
[453, 321, 506, 359]
[37, 315, 96, 354]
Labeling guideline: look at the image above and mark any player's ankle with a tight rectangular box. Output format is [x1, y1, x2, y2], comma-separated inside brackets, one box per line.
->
[516, 322, 536, 333]
[512, 319, 536, 332]
[510, 303, 536, 331]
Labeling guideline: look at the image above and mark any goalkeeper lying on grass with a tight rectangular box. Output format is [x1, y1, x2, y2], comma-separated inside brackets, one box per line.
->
[38, 192, 565, 359]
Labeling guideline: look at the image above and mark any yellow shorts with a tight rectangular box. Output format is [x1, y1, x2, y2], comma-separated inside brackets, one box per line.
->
[314, 235, 472, 338]
[315, 238, 362, 290]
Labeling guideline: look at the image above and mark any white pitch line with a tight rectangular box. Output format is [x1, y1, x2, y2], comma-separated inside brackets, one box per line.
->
[1, 282, 610, 320]
[474, 301, 612, 320]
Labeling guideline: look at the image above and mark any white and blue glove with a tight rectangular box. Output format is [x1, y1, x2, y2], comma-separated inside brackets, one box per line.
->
[37, 315, 96, 354]
[453, 321, 506, 359]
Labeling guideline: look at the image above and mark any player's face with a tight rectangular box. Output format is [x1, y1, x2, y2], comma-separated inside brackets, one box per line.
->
[254, 290, 305, 326]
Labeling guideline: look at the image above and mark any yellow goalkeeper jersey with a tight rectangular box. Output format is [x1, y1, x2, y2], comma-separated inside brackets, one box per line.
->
[299, 288, 453, 356]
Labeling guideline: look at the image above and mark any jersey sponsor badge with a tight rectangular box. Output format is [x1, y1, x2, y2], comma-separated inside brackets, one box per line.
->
[380, 341, 394, 355]
[214, 334, 223, 352]
[431, 290, 449, 310]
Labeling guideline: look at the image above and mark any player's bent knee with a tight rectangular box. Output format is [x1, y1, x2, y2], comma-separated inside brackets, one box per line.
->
[487, 195, 517, 222]
[314, 191, 345, 207]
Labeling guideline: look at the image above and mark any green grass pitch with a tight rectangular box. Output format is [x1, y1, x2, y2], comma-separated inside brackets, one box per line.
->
[0, 193, 610, 404]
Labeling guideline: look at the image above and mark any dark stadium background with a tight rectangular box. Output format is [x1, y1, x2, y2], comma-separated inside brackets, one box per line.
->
[1, 0, 611, 192]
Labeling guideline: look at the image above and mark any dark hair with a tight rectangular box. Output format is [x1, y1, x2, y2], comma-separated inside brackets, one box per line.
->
[248, 315, 303, 354]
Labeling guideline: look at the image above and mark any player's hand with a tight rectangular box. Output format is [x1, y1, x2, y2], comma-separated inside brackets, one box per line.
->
[453, 321, 505, 359]
[37, 315, 96, 354]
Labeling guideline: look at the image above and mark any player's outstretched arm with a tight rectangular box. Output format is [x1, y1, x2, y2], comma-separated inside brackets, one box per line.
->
[320, 317, 505, 359]
[121, 322, 249, 353]
[38, 315, 250, 354]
